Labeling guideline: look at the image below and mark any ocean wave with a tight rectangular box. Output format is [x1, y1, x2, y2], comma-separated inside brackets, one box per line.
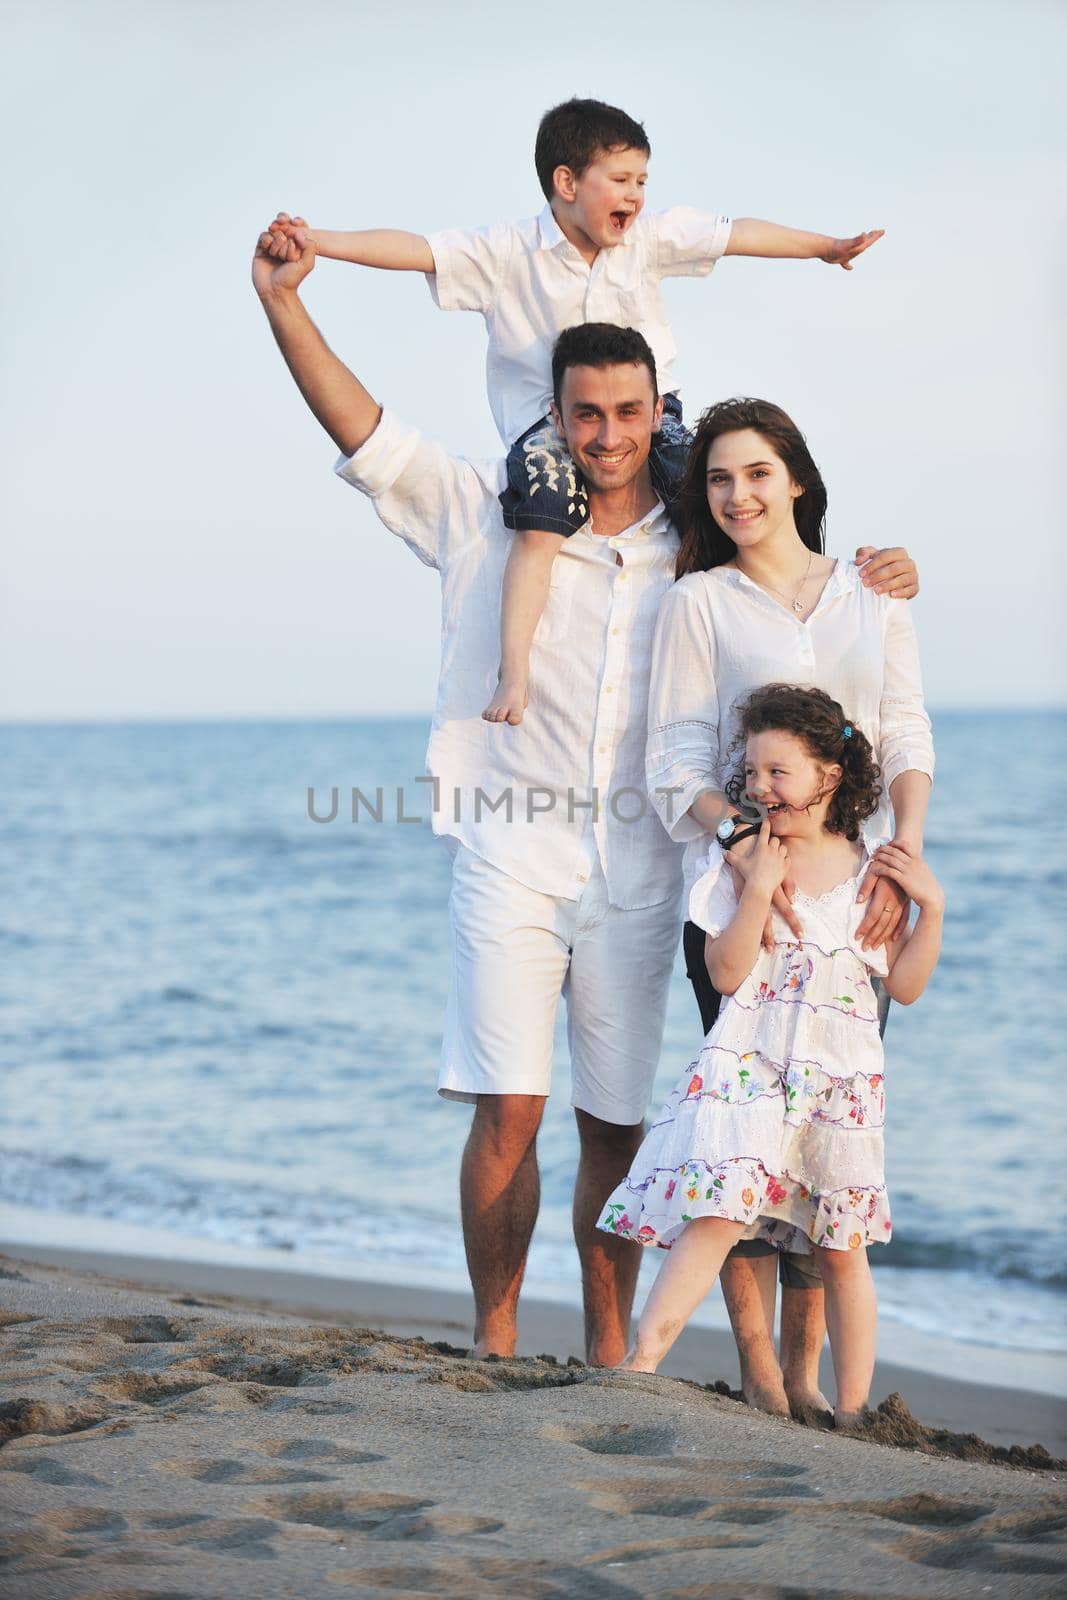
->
[1, 1145, 1063, 1357]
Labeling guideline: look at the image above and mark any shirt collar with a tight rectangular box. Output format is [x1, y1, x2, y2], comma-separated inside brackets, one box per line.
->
[537, 204, 571, 254]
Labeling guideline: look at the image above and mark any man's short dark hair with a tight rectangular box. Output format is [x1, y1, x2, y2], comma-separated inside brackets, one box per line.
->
[551, 323, 659, 407]
[535, 98, 650, 202]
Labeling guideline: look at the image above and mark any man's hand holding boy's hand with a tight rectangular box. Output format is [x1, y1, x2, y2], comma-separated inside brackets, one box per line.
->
[253, 222, 316, 299]
[263, 213, 311, 258]
[821, 229, 885, 269]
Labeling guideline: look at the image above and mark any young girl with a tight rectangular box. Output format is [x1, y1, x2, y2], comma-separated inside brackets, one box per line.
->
[599, 684, 943, 1427]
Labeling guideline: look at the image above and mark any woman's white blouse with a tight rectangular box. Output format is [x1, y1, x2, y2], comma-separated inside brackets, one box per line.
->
[645, 560, 935, 885]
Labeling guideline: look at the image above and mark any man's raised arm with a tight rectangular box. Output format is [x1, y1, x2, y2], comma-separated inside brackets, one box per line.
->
[253, 227, 382, 458]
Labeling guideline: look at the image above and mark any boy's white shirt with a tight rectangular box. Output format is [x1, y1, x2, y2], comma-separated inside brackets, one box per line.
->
[426, 205, 733, 444]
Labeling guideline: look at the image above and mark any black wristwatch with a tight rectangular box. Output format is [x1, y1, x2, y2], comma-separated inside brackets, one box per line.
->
[716, 814, 761, 852]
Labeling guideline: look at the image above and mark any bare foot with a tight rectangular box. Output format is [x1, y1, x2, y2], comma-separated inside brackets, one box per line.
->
[834, 1406, 872, 1433]
[586, 1335, 629, 1369]
[786, 1382, 833, 1423]
[482, 679, 529, 726]
[617, 1347, 659, 1373]
[470, 1318, 518, 1360]
[742, 1376, 791, 1417]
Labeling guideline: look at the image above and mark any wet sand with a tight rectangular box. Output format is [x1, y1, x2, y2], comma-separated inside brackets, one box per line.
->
[1, 1249, 1065, 1599]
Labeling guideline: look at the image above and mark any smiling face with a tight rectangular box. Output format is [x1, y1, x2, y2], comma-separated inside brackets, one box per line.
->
[705, 428, 803, 551]
[743, 729, 842, 837]
[553, 145, 648, 254]
[552, 361, 662, 495]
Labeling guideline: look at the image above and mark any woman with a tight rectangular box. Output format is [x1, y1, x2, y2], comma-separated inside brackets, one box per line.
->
[646, 397, 934, 1418]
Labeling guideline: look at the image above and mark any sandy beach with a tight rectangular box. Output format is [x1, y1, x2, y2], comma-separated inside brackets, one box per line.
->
[1, 1247, 1065, 1600]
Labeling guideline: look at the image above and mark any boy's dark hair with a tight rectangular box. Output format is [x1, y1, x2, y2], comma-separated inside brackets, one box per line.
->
[723, 684, 882, 841]
[535, 97, 650, 202]
[551, 323, 659, 407]
[675, 398, 828, 580]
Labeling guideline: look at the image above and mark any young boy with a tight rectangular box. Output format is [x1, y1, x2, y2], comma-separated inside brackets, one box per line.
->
[265, 97, 883, 726]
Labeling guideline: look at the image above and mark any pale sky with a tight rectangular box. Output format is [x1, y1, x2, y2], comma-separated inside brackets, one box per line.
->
[2, 0, 1064, 719]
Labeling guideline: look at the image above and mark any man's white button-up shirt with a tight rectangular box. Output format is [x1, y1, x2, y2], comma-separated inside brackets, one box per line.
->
[336, 409, 683, 910]
[426, 206, 733, 444]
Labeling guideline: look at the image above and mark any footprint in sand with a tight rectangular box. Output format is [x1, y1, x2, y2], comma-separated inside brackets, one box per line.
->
[236, 1435, 384, 1465]
[326, 1557, 636, 1597]
[94, 1315, 191, 1344]
[539, 1420, 680, 1456]
[0, 1396, 112, 1443]
[250, 1489, 502, 1542]
[0, 1451, 102, 1485]
[577, 1469, 817, 1519]
[887, 1497, 1067, 1578]
[90, 1372, 216, 1406]
[154, 1454, 339, 1485]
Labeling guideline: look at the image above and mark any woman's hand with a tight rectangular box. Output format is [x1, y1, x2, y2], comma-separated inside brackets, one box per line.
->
[730, 823, 800, 948]
[863, 843, 944, 915]
[856, 838, 916, 950]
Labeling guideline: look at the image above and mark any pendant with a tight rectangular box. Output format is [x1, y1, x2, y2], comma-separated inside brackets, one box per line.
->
[792, 599, 804, 613]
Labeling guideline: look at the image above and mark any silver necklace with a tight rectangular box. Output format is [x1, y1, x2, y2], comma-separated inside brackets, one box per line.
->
[743, 548, 813, 613]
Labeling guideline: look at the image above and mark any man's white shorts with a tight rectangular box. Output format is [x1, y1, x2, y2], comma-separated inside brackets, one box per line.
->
[439, 845, 682, 1125]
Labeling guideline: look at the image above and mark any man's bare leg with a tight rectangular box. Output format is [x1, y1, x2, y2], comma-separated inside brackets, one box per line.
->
[483, 529, 566, 726]
[460, 1094, 546, 1357]
[572, 1109, 645, 1366]
[719, 1251, 789, 1415]
[780, 1286, 831, 1416]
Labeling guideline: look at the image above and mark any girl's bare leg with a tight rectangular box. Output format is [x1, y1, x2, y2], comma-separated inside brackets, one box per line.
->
[817, 1244, 878, 1427]
[719, 1251, 789, 1414]
[483, 529, 566, 726]
[624, 1217, 746, 1372]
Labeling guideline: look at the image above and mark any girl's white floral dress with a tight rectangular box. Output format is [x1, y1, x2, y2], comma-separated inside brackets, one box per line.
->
[599, 838, 892, 1256]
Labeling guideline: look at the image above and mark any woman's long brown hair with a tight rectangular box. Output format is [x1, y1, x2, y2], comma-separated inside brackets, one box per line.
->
[675, 398, 828, 579]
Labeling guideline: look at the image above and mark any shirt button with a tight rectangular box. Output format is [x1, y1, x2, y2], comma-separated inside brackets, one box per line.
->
[611, 627, 620, 636]
[618, 571, 628, 581]
[576, 872, 588, 884]
[603, 686, 614, 695]
[598, 745, 607, 754]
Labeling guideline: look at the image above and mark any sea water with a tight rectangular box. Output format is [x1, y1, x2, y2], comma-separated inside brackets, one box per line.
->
[1, 713, 1064, 1373]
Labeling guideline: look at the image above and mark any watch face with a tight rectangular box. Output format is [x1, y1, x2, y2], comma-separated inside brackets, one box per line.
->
[716, 818, 735, 841]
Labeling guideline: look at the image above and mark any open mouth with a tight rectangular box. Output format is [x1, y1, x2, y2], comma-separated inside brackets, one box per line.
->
[609, 210, 631, 233]
[765, 801, 789, 815]
[727, 509, 763, 525]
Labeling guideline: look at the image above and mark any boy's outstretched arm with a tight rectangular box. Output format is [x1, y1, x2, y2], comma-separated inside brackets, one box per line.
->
[266, 212, 435, 273]
[726, 219, 884, 270]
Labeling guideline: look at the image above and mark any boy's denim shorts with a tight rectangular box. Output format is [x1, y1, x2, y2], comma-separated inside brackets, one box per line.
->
[499, 393, 690, 535]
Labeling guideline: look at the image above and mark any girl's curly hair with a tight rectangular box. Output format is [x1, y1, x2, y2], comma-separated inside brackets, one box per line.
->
[724, 684, 882, 841]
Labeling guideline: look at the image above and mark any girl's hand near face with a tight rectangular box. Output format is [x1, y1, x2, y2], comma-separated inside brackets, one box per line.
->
[728, 825, 801, 949]
[741, 820, 790, 901]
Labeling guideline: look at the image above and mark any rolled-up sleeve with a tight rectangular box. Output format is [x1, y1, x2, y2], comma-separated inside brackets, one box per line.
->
[878, 600, 935, 791]
[425, 221, 513, 314]
[334, 408, 490, 572]
[646, 584, 722, 844]
[652, 207, 733, 278]
[688, 842, 738, 936]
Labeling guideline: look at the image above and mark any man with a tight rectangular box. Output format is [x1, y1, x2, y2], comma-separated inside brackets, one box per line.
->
[252, 228, 917, 1379]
